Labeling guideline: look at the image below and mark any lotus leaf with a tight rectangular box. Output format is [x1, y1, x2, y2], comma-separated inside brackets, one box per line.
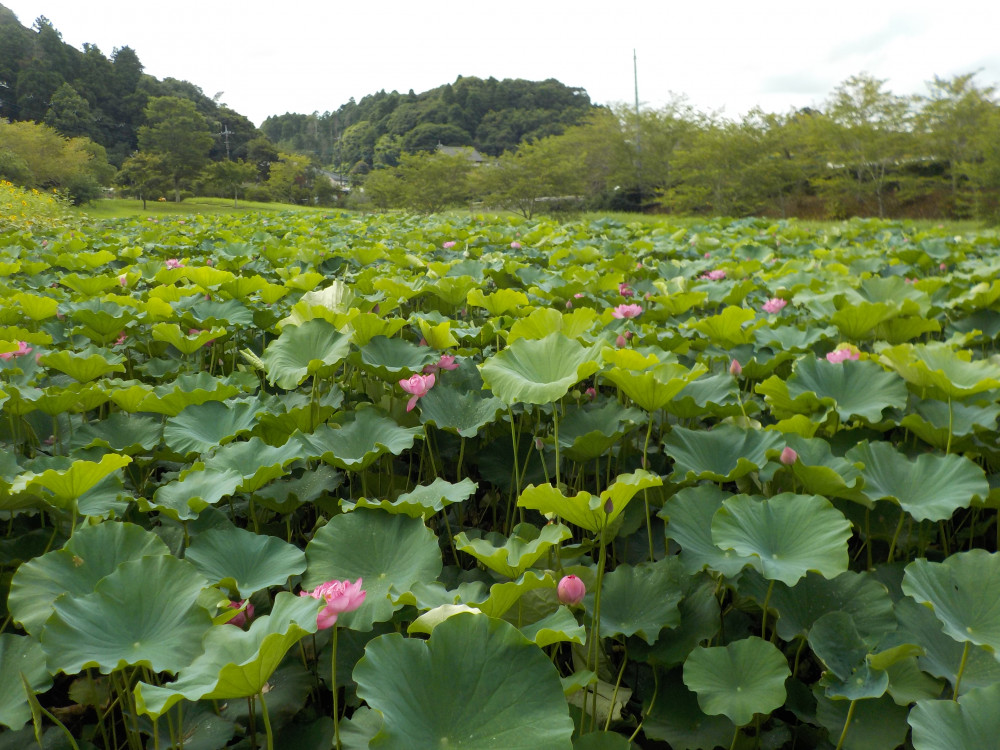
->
[480, 333, 602, 405]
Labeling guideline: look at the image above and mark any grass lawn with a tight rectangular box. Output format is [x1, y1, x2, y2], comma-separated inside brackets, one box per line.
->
[76, 197, 328, 219]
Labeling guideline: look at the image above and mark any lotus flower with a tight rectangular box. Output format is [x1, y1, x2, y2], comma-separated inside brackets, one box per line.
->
[510, 241, 521, 249]
[826, 348, 859, 364]
[619, 282, 634, 298]
[300, 578, 366, 629]
[423, 354, 458, 374]
[762, 298, 787, 314]
[611, 303, 642, 319]
[700, 269, 726, 280]
[729, 359, 742, 376]
[399, 373, 436, 411]
[442, 241, 456, 249]
[557, 575, 586, 607]
[165, 258, 184, 269]
[226, 600, 255, 628]
[0, 341, 32, 361]
[779, 446, 798, 465]
[118, 274, 128, 286]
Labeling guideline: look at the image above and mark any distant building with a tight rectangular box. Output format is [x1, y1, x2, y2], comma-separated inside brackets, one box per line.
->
[436, 144, 485, 166]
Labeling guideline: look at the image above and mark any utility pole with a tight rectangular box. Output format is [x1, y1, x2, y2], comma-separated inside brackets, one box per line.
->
[218, 125, 232, 160]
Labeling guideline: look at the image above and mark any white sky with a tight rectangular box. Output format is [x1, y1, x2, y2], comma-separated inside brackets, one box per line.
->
[5, 1, 1000, 126]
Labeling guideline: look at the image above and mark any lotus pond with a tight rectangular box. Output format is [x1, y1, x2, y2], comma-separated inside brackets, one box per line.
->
[3, 183, 1000, 749]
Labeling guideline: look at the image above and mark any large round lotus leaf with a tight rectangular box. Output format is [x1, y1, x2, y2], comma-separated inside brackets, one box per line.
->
[902, 550, 1000, 651]
[602, 362, 708, 413]
[134, 592, 320, 719]
[418, 383, 504, 437]
[351, 335, 438, 379]
[347, 477, 477, 519]
[185, 525, 306, 596]
[814, 690, 910, 750]
[900, 397, 1000, 451]
[38, 348, 125, 382]
[8, 521, 169, 635]
[829, 300, 899, 339]
[808, 612, 888, 700]
[738, 570, 896, 646]
[592, 559, 684, 644]
[454, 523, 571, 578]
[297, 408, 421, 472]
[660, 485, 752, 577]
[506, 307, 599, 342]
[303, 509, 442, 631]
[164, 399, 260, 455]
[518, 471, 661, 534]
[354, 613, 574, 749]
[879, 342, 1000, 399]
[783, 356, 908, 422]
[0, 634, 52, 730]
[642, 668, 736, 750]
[711, 493, 852, 586]
[846, 441, 988, 521]
[261, 318, 352, 390]
[147, 467, 244, 521]
[557, 401, 645, 463]
[573, 731, 633, 750]
[479, 333, 601, 405]
[908, 683, 1000, 750]
[664, 424, 785, 483]
[41, 554, 211, 675]
[348, 312, 407, 346]
[468, 570, 556, 619]
[151, 322, 227, 355]
[466, 287, 528, 316]
[682, 637, 790, 727]
[630, 574, 720, 670]
[73, 412, 162, 455]
[663, 372, 747, 420]
[518, 606, 587, 648]
[207, 436, 302, 491]
[781, 435, 867, 504]
[25, 453, 132, 511]
[687, 305, 759, 347]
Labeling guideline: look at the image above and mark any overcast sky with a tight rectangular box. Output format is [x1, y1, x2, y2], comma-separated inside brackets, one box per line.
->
[5, 1, 1000, 126]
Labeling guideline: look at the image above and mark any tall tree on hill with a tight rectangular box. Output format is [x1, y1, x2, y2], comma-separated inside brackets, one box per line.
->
[137, 96, 213, 201]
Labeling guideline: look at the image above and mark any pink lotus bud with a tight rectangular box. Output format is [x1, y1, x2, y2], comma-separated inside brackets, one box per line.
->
[443, 241, 456, 249]
[780, 446, 798, 466]
[603, 497, 614, 514]
[619, 282, 634, 298]
[585, 387, 597, 400]
[729, 359, 742, 376]
[615, 334, 628, 348]
[118, 274, 127, 286]
[399, 373, 436, 412]
[557, 575, 586, 607]
[826, 348, 859, 364]
[226, 600, 255, 628]
[510, 241, 521, 249]
[300, 578, 366, 629]
[534, 437, 544, 451]
[566, 301, 573, 309]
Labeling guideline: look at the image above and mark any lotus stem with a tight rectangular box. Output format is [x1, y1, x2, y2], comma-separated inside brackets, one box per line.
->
[259, 690, 274, 750]
[642, 415, 656, 561]
[953, 640, 970, 700]
[834, 699, 857, 750]
[886, 511, 906, 564]
[604, 644, 628, 731]
[761, 578, 775, 641]
[552, 403, 561, 489]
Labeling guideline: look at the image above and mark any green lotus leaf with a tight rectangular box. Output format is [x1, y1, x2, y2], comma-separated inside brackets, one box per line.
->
[185, 525, 306, 596]
[557, 401, 646, 462]
[127, 372, 247, 417]
[134, 592, 320, 719]
[682, 637, 790, 726]
[185, 297, 254, 328]
[642, 668, 737, 750]
[572, 731, 632, 750]
[67, 300, 135, 344]
[207, 436, 302, 491]
[354, 613, 574, 749]
[880, 316, 942, 344]
[261, 318, 352, 390]
[0, 634, 53, 731]
[739, 570, 896, 646]
[603, 361, 708, 413]
[11, 291, 59, 321]
[30, 382, 108, 417]
[73, 412, 162, 455]
[809, 612, 888, 700]
[429, 275, 478, 307]
[25, 453, 131, 512]
[519, 606, 587, 648]
[908, 683, 1000, 750]
[756, 374, 830, 421]
[394, 581, 489, 612]
[147, 467, 243, 521]
[784, 356, 908, 423]
[163, 399, 261, 455]
[518, 471, 661, 533]
[347, 477, 477, 519]
[900, 397, 1000, 451]
[664, 424, 785, 483]
[782, 435, 867, 504]
[883, 656, 944, 706]
[894, 596, 1000, 695]
[593, 559, 684, 644]
[253, 464, 342, 514]
[506, 307, 599, 342]
[814, 691, 910, 750]
[297, 408, 421, 471]
[847, 441, 988, 521]
[454, 523, 571, 578]
[479, 333, 602, 405]
[663, 372, 747, 419]
[830, 300, 899, 339]
[660, 485, 754, 577]
[415, 318, 458, 349]
[902, 550, 1000, 652]
[630, 574, 720, 670]
[467, 287, 528, 316]
[152, 322, 226, 355]
[418, 383, 504, 437]
[348, 312, 408, 347]
[879, 342, 1000, 399]
[41, 554, 211, 675]
[38, 348, 125, 382]
[351, 335, 438, 380]
[149, 702, 236, 750]
[712, 493, 852, 586]
[8, 522, 170, 635]
[687, 305, 760, 347]
[469, 570, 556, 618]
[753, 323, 838, 352]
[303, 509, 442, 631]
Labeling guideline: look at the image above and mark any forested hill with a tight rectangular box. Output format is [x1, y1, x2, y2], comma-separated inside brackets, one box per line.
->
[0, 4, 258, 166]
[259, 77, 599, 173]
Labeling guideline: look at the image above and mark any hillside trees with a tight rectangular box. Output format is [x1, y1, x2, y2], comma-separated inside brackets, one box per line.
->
[115, 151, 166, 209]
[201, 159, 258, 207]
[137, 96, 213, 201]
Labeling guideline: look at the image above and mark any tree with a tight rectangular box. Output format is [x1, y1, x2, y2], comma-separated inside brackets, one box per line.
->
[115, 151, 166, 209]
[44, 82, 96, 139]
[394, 152, 471, 213]
[267, 152, 312, 203]
[137, 96, 213, 201]
[361, 168, 405, 211]
[476, 136, 580, 218]
[201, 159, 257, 207]
[246, 136, 280, 181]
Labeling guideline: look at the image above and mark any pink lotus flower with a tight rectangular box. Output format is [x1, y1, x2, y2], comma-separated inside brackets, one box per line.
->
[611, 303, 643, 319]
[729, 359, 742, 376]
[584, 387, 597, 400]
[423, 354, 458, 374]
[300, 579, 366, 629]
[165, 258, 184, 269]
[442, 241, 456, 249]
[700, 269, 726, 281]
[115, 332, 127, 346]
[574, 293, 585, 299]
[0, 341, 32, 361]
[565, 301, 573, 309]
[118, 274, 128, 286]
[399, 373, 436, 411]
[615, 334, 628, 348]
[826, 348, 859, 364]
[762, 298, 787, 314]
[226, 600, 255, 628]
[510, 241, 521, 249]
[557, 575, 586, 607]
[619, 282, 634, 298]
[779, 446, 798, 465]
